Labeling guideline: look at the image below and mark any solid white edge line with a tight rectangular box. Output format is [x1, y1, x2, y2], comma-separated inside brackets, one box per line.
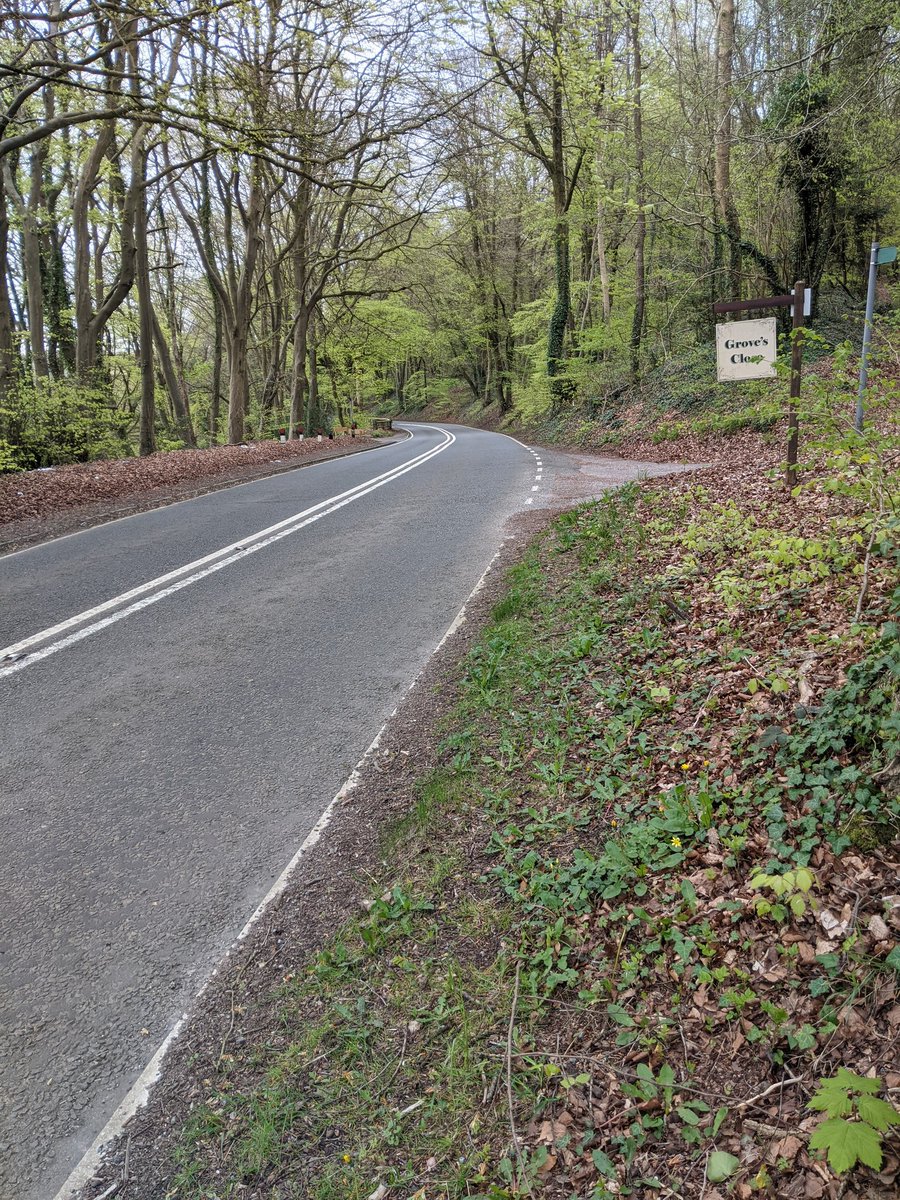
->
[1, 427, 454, 678]
[0, 428, 413, 565]
[52, 545, 505, 1200]
[495, 430, 533, 454]
[0, 425, 437, 659]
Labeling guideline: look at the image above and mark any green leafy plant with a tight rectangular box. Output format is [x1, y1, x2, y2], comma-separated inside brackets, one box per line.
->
[807, 1068, 900, 1173]
[748, 867, 816, 920]
[706, 1150, 740, 1182]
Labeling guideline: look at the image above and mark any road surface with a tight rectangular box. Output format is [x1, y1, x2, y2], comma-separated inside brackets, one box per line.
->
[0, 423, 540, 1197]
[0, 423, 686, 1198]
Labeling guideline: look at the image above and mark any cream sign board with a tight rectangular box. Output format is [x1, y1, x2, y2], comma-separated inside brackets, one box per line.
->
[716, 318, 777, 382]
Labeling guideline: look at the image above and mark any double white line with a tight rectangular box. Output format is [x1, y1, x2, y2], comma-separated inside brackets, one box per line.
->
[1, 425, 455, 681]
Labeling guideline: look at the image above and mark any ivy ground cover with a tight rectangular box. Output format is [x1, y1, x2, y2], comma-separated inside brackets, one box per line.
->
[170, 438, 900, 1200]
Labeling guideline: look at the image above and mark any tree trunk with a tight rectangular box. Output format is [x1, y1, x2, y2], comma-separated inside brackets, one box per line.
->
[27, 144, 50, 380]
[152, 311, 195, 446]
[158, 214, 195, 446]
[290, 305, 308, 437]
[546, 2, 571, 406]
[226, 159, 263, 444]
[74, 125, 138, 379]
[132, 128, 156, 456]
[226, 322, 249, 444]
[198, 153, 223, 442]
[46, 225, 74, 375]
[3, 154, 50, 381]
[73, 119, 114, 376]
[258, 236, 285, 429]
[288, 183, 310, 437]
[596, 193, 612, 323]
[715, 0, 742, 297]
[0, 172, 15, 405]
[629, 6, 646, 382]
[210, 311, 223, 442]
[307, 311, 322, 432]
[548, 214, 570, 394]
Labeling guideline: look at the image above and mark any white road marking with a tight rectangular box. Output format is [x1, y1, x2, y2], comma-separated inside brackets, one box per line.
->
[531, 485, 540, 491]
[0, 430, 412, 564]
[51, 541, 505, 1200]
[1, 427, 455, 680]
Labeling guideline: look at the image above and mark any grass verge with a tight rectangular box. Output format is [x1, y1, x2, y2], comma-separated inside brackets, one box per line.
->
[171, 447, 900, 1199]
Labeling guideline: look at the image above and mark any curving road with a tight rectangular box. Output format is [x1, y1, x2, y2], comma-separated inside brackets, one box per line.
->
[0, 423, 541, 1199]
[0, 423, 688, 1199]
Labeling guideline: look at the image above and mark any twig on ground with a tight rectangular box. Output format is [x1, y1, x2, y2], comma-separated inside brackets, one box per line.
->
[373, 1028, 408, 1095]
[691, 679, 722, 728]
[735, 1075, 802, 1110]
[215, 985, 238, 1072]
[678, 1020, 690, 1064]
[396, 1098, 424, 1118]
[742, 1117, 787, 1137]
[93, 1181, 121, 1200]
[506, 962, 534, 1199]
[491, 1044, 794, 1111]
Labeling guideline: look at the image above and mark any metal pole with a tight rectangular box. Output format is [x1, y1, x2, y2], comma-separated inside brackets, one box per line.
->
[785, 279, 805, 490]
[856, 241, 879, 433]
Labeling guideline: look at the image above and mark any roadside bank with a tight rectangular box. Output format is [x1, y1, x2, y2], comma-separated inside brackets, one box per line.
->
[77, 428, 899, 1199]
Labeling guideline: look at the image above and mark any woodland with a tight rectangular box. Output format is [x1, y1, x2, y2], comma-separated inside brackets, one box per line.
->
[4, 6, 900, 1197]
[0, 0, 897, 469]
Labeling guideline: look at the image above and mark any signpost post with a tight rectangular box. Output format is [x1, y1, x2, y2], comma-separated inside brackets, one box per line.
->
[714, 279, 806, 488]
[786, 282, 805, 488]
[856, 242, 897, 432]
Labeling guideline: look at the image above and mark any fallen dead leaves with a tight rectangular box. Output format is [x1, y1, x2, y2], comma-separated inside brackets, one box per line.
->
[0, 434, 376, 528]
[508, 444, 900, 1198]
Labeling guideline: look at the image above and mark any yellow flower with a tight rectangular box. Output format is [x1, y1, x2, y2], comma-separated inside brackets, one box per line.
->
[671, 836, 682, 848]
[680, 762, 691, 771]
[342, 1154, 352, 1163]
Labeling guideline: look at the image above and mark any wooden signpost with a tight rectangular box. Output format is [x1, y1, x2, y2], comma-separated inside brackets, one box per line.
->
[714, 279, 806, 488]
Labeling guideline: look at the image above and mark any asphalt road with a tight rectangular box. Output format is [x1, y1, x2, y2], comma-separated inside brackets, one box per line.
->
[0, 423, 545, 1199]
[0, 423, 692, 1199]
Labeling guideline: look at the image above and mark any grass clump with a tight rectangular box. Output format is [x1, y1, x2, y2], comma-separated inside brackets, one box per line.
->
[171, 457, 900, 1198]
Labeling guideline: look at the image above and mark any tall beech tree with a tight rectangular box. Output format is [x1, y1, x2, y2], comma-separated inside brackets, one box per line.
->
[482, 0, 588, 406]
[0, 0, 896, 466]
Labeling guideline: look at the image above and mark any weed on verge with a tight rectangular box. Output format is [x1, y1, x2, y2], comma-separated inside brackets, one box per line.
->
[172, 457, 899, 1199]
